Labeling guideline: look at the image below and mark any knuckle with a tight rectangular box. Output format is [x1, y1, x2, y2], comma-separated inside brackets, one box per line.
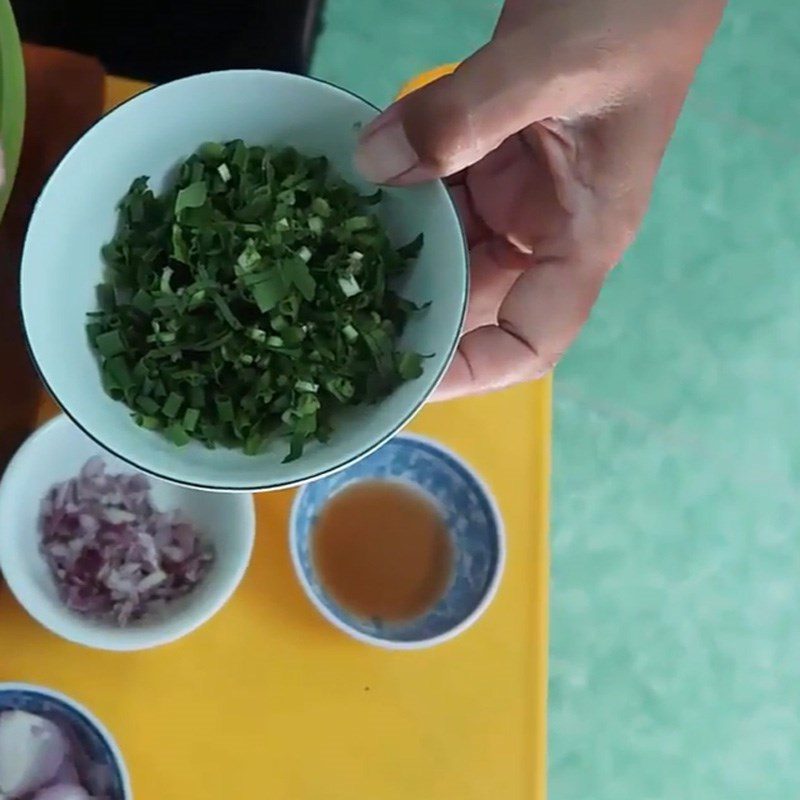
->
[405, 96, 474, 172]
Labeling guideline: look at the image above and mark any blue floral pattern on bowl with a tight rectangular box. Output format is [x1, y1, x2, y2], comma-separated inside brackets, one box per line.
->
[291, 435, 504, 646]
[0, 684, 129, 799]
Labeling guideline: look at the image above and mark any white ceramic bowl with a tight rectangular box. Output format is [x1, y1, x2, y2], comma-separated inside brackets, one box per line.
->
[21, 70, 467, 492]
[0, 415, 255, 651]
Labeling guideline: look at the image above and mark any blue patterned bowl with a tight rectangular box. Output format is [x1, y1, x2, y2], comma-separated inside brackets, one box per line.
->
[290, 434, 504, 649]
[0, 684, 131, 798]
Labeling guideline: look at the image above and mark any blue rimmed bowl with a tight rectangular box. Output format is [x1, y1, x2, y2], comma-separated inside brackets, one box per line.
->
[290, 434, 504, 649]
[0, 683, 131, 798]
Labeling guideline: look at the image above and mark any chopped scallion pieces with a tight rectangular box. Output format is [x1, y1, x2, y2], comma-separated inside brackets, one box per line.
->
[88, 141, 428, 459]
[95, 329, 125, 358]
[337, 274, 361, 297]
[162, 392, 183, 418]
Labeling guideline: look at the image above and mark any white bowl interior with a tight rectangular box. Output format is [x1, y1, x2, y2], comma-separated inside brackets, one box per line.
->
[21, 71, 467, 490]
[0, 415, 255, 650]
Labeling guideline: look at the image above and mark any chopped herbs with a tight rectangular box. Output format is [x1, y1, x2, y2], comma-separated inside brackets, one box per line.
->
[88, 141, 428, 461]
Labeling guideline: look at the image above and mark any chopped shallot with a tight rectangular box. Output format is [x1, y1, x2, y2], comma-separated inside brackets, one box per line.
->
[33, 785, 93, 800]
[0, 710, 107, 800]
[39, 457, 214, 625]
[0, 711, 67, 798]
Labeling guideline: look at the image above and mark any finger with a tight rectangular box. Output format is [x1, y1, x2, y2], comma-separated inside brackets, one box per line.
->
[355, 0, 725, 187]
[446, 182, 490, 249]
[353, 24, 590, 185]
[434, 250, 606, 400]
[434, 325, 545, 401]
[465, 125, 584, 261]
[499, 253, 604, 370]
[462, 240, 525, 332]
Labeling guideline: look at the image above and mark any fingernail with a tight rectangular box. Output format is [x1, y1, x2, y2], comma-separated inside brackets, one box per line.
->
[355, 118, 419, 184]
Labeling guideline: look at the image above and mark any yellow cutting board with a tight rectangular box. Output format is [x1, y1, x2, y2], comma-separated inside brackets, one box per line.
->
[0, 74, 550, 800]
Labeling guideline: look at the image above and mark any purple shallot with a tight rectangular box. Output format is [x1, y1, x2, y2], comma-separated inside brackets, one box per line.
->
[39, 457, 214, 625]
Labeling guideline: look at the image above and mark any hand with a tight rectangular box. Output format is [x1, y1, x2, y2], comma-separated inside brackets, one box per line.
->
[355, 0, 725, 399]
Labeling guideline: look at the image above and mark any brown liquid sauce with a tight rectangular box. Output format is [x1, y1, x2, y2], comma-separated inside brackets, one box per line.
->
[311, 480, 454, 623]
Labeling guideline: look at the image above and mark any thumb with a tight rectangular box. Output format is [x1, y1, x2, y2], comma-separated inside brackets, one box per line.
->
[354, 29, 586, 185]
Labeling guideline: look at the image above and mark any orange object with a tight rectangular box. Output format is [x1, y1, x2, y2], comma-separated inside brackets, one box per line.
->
[0, 71, 550, 800]
[400, 64, 460, 96]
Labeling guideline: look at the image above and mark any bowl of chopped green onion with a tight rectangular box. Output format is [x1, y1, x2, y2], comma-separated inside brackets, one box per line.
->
[21, 71, 467, 491]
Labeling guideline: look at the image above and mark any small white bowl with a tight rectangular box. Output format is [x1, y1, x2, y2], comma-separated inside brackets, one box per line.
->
[21, 70, 467, 492]
[0, 415, 255, 651]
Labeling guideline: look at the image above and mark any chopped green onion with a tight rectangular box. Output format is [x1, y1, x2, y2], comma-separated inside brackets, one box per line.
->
[131, 289, 155, 314]
[160, 266, 174, 294]
[88, 141, 428, 459]
[162, 392, 183, 418]
[216, 396, 234, 422]
[95, 329, 125, 358]
[183, 407, 200, 432]
[166, 422, 191, 446]
[338, 274, 361, 297]
[311, 197, 330, 217]
[344, 216, 372, 232]
[136, 395, 160, 415]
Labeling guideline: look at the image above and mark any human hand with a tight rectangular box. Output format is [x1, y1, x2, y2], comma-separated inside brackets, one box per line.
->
[355, 0, 725, 399]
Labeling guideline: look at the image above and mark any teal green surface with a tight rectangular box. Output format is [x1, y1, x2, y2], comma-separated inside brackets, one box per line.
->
[313, 1, 800, 797]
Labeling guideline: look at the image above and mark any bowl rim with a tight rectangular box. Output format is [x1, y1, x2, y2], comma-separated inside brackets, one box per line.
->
[0, 413, 257, 652]
[288, 432, 506, 650]
[19, 69, 469, 493]
[0, 681, 133, 799]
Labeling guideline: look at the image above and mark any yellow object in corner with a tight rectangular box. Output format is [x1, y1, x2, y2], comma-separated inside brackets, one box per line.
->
[6, 71, 550, 800]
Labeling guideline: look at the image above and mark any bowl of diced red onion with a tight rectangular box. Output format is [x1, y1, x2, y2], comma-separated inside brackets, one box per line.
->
[0, 414, 255, 651]
[0, 683, 131, 800]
